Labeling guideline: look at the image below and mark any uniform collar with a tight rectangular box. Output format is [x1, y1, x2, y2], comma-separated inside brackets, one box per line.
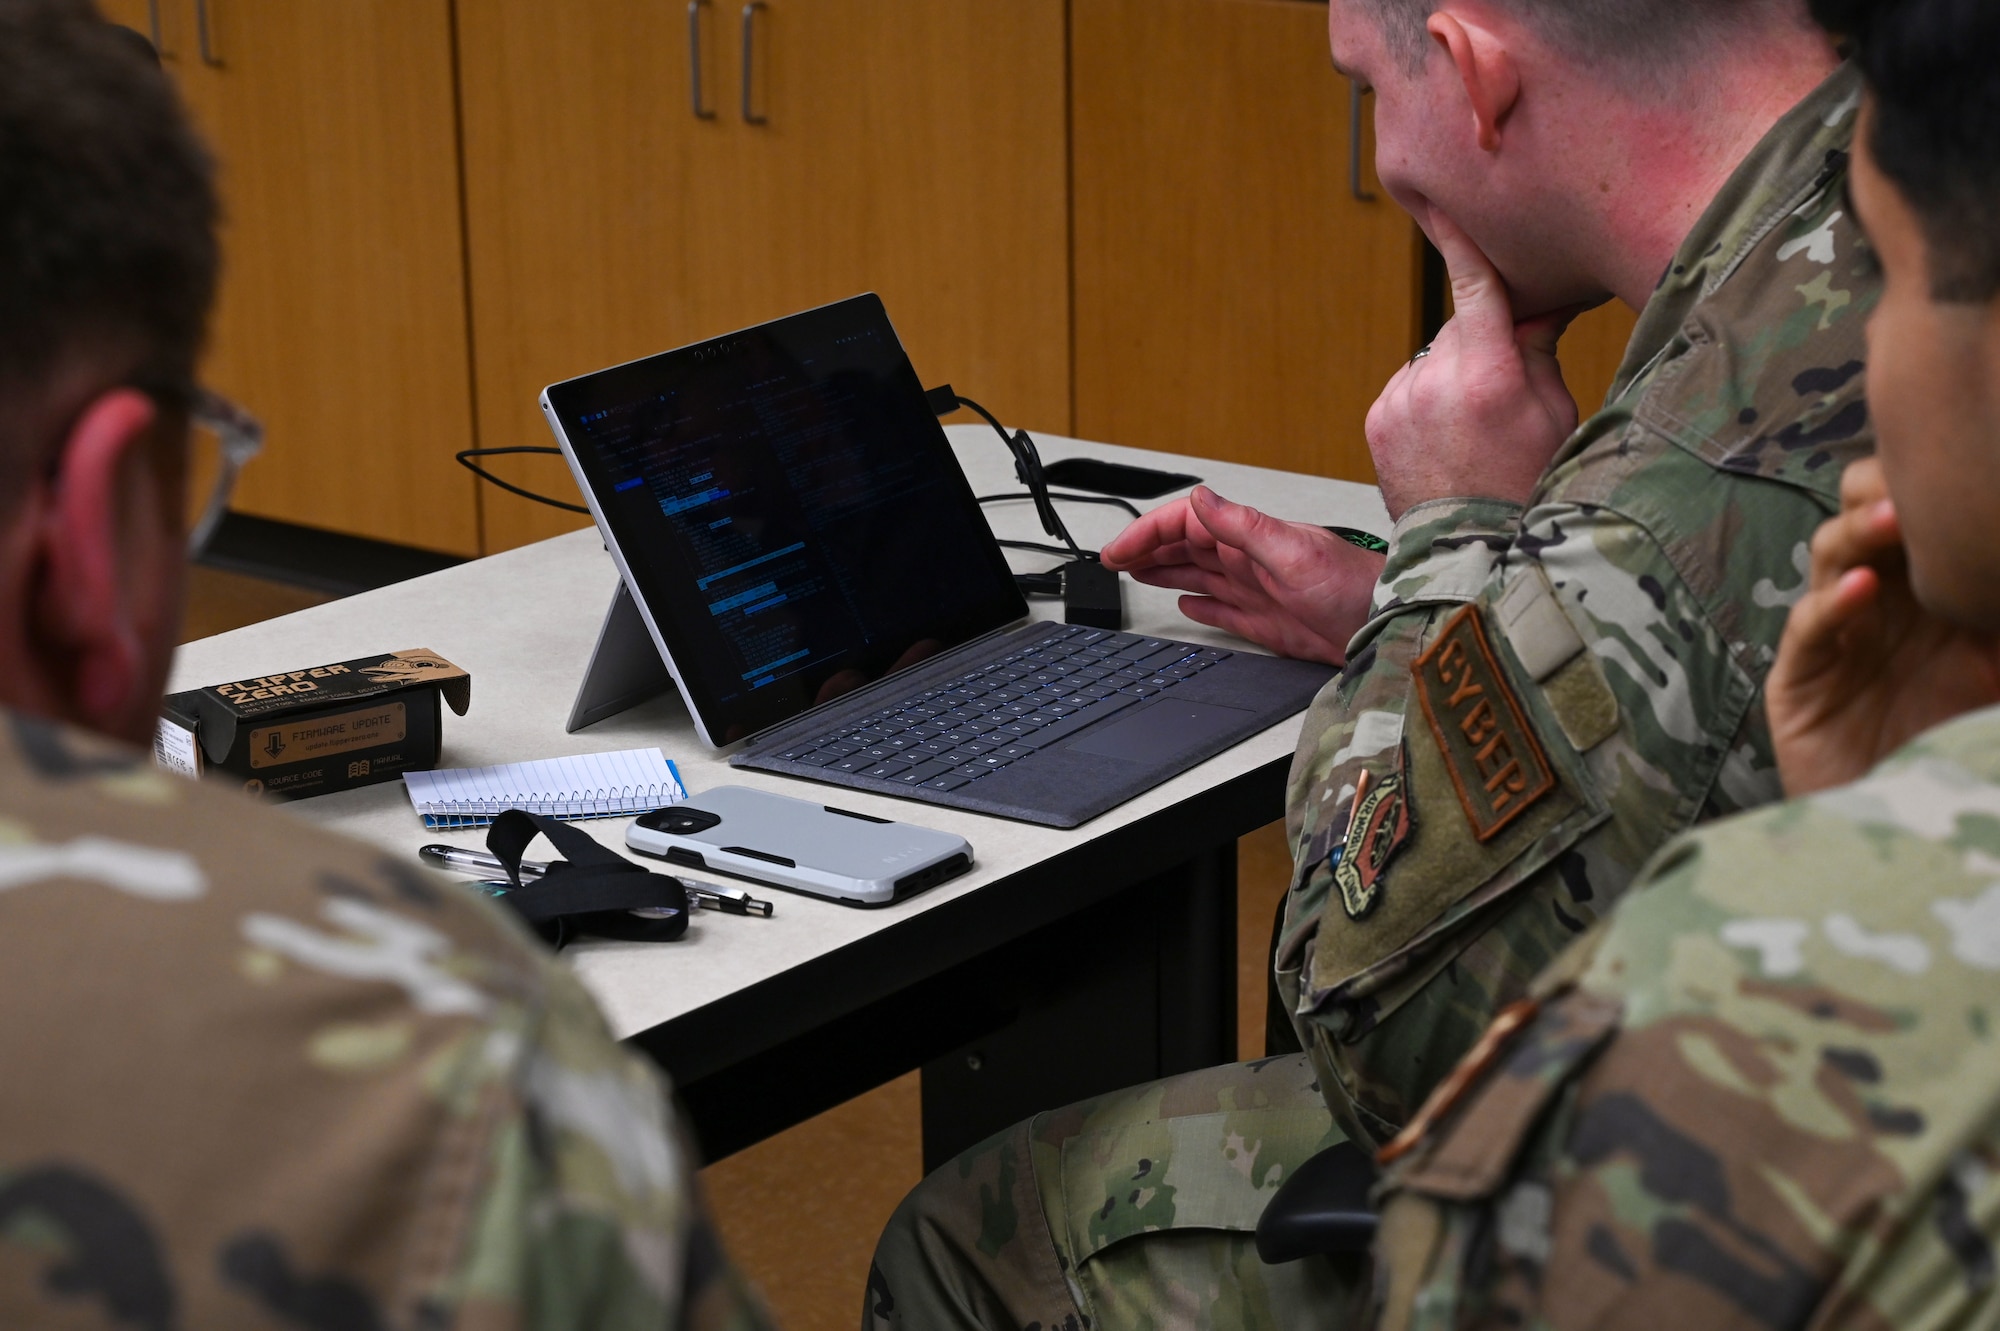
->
[1611, 63, 1865, 401]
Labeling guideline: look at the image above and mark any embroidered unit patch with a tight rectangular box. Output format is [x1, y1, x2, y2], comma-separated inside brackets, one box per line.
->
[1413, 605, 1556, 842]
[1335, 762, 1413, 921]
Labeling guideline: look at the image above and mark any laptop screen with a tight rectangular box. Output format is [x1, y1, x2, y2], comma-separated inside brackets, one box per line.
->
[544, 294, 1027, 744]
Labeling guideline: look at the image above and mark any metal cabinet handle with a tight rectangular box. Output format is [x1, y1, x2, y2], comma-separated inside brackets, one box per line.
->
[1349, 83, 1376, 202]
[146, 0, 163, 51]
[196, 0, 221, 66]
[740, 1, 767, 126]
[688, 0, 715, 119]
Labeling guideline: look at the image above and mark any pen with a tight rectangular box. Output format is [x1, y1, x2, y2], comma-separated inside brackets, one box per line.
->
[688, 885, 776, 917]
[421, 843, 544, 880]
[424, 843, 773, 916]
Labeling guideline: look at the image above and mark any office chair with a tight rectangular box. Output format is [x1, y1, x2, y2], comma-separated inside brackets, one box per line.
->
[1253, 1140, 1380, 1264]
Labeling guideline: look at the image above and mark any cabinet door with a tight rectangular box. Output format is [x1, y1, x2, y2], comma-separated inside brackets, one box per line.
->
[1073, 0, 1421, 483]
[1562, 302, 1641, 416]
[137, 0, 481, 556]
[97, 0, 159, 42]
[458, 0, 1070, 553]
[455, 0, 722, 553]
[715, 1, 1070, 430]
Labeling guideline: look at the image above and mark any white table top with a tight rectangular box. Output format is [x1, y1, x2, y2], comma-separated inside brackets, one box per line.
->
[171, 427, 1387, 1041]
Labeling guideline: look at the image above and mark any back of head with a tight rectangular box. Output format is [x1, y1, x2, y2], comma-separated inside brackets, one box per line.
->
[1811, 0, 2000, 302]
[1367, 0, 1811, 75]
[0, 0, 218, 494]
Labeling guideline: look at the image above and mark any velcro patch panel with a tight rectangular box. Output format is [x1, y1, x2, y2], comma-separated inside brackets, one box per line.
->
[1413, 606, 1556, 842]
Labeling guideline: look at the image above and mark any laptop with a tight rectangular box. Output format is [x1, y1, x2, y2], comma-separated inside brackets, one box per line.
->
[541, 293, 1335, 828]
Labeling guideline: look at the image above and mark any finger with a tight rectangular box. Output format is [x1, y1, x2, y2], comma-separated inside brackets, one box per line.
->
[1122, 539, 1195, 571]
[1100, 498, 1196, 571]
[1514, 308, 1582, 363]
[1781, 567, 1882, 685]
[1188, 487, 1315, 572]
[1807, 499, 1902, 592]
[1838, 456, 1890, 514]
[1519, 313, 1583, 434]
[1175, 594, 1346, 667]
[1142, 538, 1231, 577]
[1126, 562, 1265, 605]
[1207, 534, 1267, 586]
[1426, 210, 1516, 351]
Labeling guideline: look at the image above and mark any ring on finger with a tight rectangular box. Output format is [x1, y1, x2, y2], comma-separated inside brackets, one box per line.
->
[1411, 344, 1434, 362]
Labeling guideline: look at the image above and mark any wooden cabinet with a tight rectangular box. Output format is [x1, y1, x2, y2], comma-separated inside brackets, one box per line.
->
[1562, 301, 1641, 415]
[457, 0, 1071, 552]
[103, 0, 1564, 553]
[103, 0, 482, 556]
[1072, 0, 1422, 485]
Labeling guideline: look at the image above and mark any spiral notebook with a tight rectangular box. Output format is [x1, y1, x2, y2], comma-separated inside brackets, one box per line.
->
[403, 747, 687, 829]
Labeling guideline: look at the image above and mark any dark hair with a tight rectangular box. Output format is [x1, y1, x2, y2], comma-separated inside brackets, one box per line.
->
[1365, 0, 1804, 73]
[1810, 0, 2000, 302]
[0, 0, 218, 431]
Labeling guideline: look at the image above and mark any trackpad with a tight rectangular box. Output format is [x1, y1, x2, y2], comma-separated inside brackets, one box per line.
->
[1066, 699, 1257, 764]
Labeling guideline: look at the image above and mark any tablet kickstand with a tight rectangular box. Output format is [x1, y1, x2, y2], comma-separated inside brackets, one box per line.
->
[566, 579, 679, 733]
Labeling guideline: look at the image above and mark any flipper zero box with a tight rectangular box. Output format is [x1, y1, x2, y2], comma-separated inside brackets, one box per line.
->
[155, 649, 472, 800]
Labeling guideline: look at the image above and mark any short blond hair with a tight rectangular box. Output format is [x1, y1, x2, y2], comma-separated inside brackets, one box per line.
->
[1366, 0, 1805, 70]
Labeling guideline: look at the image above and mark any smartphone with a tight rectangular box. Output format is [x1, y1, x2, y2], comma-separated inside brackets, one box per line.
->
[1040, 457, 1202, 500]
[627, 786, 972, 907]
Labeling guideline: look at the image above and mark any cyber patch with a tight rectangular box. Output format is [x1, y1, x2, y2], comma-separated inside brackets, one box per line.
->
[1413, 605, 1555, 842]
[1334, 761, 1413, 920]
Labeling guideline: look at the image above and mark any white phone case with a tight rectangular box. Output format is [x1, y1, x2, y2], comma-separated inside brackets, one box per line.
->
[626, 785, 972, 906]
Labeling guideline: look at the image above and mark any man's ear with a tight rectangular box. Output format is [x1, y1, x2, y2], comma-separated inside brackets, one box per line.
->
[1427, 11, 1521, 153]
[31, 387, 163, 726]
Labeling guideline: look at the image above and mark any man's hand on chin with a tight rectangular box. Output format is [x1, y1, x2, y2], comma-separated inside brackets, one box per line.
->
[1367, 211, 1582, 520]
[1099, 486, 1382, 667]
[1099, 217, 1591, 668]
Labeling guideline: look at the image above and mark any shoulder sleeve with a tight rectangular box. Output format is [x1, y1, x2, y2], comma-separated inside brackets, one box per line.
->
[1279, 456, 1778, 1144]
[0, 710, 772, 1330]
[1375, 758, 2000, 1331]
[446, 961, 775, 1329]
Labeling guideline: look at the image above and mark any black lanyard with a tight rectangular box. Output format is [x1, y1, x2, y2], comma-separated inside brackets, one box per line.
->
[484, 809, 689, 949]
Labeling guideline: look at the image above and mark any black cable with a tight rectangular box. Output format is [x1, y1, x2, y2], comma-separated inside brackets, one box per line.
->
[459, 394, 1137, 548]
[1013, 569, 1065, 596]
[456, 446, 592, 514]
[977, 491, 1143, 520]
[998, 538, 1083, 557]
[951, 393, 1085, 558]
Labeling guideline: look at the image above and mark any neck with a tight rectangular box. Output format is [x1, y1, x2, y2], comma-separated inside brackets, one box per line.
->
[1579, 40, 1841, 310]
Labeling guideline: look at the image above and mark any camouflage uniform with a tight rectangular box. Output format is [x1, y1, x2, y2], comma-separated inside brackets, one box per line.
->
[0, 708, 773, 1330]
[1373, 705, 2000, 1330]
[866, 64, 1877, 1331]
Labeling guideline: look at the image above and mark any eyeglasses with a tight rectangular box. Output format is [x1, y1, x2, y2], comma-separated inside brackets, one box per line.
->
[185, 389, 264, 555]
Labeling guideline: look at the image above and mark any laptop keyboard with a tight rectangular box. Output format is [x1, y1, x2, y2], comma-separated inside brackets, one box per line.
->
[768, 626, 1233, 793]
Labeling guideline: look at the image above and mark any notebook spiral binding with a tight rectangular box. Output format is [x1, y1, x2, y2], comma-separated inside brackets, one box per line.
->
[406, 751, 688, 830]
[418, 782, 685, 830]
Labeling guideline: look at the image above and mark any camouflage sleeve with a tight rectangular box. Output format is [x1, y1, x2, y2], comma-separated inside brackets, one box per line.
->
[1279, 494, 1522, 945]
[0, 709, 773, 1331]
[1275, 447, 1807, 1149]
[445, 959, 775, 1330]
[1370, 721, 2000, 1331]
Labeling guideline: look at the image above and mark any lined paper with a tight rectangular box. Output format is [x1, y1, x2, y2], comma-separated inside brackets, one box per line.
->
[403, 748, 687, 829]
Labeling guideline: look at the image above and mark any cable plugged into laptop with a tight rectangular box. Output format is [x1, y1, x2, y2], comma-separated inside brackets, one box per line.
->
[930, 383, 1125, 630]
[1008, 561, 1124, 630]
[928, 383, 1082, 556]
